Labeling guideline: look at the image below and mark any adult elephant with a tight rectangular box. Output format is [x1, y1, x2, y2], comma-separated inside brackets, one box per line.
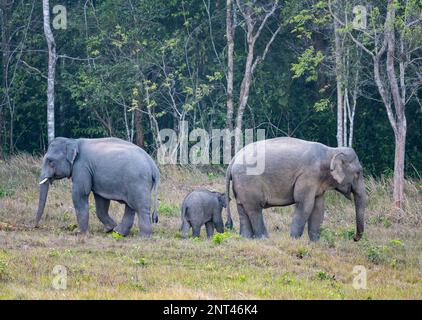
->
[225, 137, 366, 242]
[34, 137, 160, 237]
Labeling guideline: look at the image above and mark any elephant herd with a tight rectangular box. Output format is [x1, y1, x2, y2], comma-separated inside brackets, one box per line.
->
[34, 136, 366, 242]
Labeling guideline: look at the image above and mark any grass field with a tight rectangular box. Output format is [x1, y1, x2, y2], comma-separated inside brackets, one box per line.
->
[0, 154, 421, 299]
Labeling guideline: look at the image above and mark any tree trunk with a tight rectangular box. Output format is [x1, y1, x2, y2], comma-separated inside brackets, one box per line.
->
[393, 125, 406, 211]
[226, 0, 234, 131]
[334, 19, 344, 147]
[234, 41, 254, 151]
[1, 0, 11, 154]
[134, 107, 144, 148]
[385, 1, 406, 212]
[43, 0, 56, 145]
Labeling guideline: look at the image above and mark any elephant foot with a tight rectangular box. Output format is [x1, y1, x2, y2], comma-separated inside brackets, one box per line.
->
[239, 232, 253, 239]
[113, 225, 130, 237]
[308, 232, 320, 242]
[103, 224, 117, 233]
[76, 232, 88, 243]
[290, 234, 303, 240]
[138, 231, 152, 238]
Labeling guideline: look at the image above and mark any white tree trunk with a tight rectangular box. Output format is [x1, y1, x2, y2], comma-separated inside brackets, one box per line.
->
[226, 0, 234, 131]
[393, 125, 406, 211]
[43, 0, 56, 145]
[334, 19, 344, 147]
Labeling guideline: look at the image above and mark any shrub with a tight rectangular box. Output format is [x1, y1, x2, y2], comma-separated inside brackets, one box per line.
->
[111, 231, 123, 240]
[339, 228, 355, 240]
[212, 232, 231, 245]
[314, 270, 335, 281]
[296, 247, 309, 259]
[389, 239, 404, 247]
[134, 258, 148, 267]
[158, 201, 178, 217]
[367, 246, 384, 264]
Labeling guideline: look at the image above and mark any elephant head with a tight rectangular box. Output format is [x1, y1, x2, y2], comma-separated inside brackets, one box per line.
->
[217, 193, 228, 208]
[34, 137, 79, 227]
[330, 148, 366, 241]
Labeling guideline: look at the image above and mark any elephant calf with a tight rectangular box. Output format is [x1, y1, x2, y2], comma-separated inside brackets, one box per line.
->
[180, 189, 227, 238]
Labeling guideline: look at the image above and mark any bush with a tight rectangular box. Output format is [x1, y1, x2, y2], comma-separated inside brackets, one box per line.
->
[314, 270, 335, 281]
[158, 201, 178, 217]
[367, 246, 384, 264]
[212, 232, 231, 245]
[296, 247, 309, 259]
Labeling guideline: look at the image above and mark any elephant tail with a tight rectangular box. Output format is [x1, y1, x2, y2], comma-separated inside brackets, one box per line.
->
[225, 162, 234, 229]
[151, 168, 160, 224]
[179, 202, 190, 238]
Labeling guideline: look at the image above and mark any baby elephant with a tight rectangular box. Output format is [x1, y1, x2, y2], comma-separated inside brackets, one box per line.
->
[180, 189, 227, 238]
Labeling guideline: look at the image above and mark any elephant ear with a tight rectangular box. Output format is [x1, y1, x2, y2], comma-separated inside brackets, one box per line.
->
[218, 194, 228, 208]
[330, 153, 346, 184]
[66, 140, 79, 165]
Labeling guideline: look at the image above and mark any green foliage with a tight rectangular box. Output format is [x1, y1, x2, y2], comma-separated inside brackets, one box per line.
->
[111, 231, 124, 240]
[0, 186, 14, 198]
[314, 270, 335, 281]
[389, 239, 404, 247]
[134, 258, 148, 268]
[212, 232, 232, 245]
[63, 224, 78, 232]
[370, 216, 392, 228]
[291, 47, 324, 82]
[313, 98, 331, 112]
[367, 245, 384, 265]
[296, 247, 310, 259]
[158, 202, 179, 217]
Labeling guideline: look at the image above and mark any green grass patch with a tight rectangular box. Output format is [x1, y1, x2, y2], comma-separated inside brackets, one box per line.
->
[212, 232, 232, 244]
[158, 201, 179, 217]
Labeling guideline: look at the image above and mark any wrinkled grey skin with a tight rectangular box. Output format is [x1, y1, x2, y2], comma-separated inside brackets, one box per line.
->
[35, 137, 160, 237]
[225, 137, 366, 242]
[180, 189, 227, 238]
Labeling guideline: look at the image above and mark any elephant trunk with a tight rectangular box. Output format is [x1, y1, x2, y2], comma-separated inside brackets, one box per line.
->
[353, 176, 366, 241]
[34, 181, 49, 227]
[34, 158, 53, 227]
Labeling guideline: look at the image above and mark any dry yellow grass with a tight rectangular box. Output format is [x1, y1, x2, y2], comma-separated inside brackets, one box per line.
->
[0, 155, 421, 299]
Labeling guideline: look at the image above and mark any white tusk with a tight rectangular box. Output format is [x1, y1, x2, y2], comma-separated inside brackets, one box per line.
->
[39, 178, 49, 185]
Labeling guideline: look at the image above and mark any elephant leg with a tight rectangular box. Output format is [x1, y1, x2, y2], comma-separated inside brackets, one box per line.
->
[212, 210, 224, 234]
[93, 193, 117, 232]
[72, 190, 90, 234]
[180, 219, 191, 239]
[307, 195, 325, 242]
[134, 201, 152, 238]
[205, 221, 214, 239]
[114, 205, 136, 236]
[246, 206, 268, 239]
[290, 187, 316, 239]
[237, 203, 253, 238]
[191, 224, 201, 238]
